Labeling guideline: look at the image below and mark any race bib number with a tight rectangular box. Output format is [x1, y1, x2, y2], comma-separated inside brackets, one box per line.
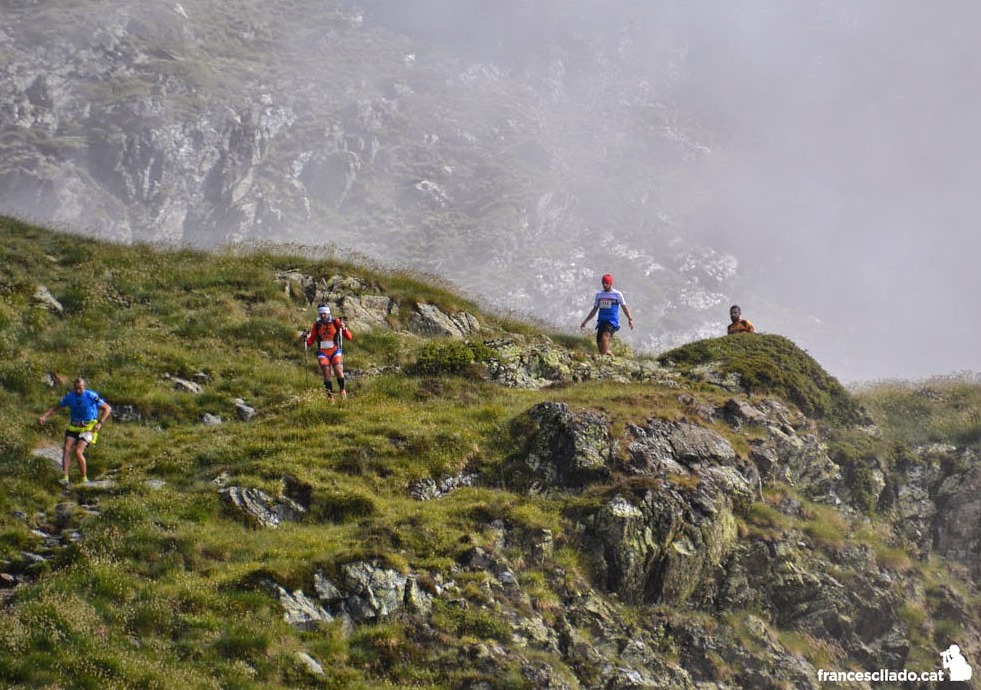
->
[598, 299, 615, 309]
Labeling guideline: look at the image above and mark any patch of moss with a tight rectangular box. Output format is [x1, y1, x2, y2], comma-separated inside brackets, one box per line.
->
[658, 334, 865, 425]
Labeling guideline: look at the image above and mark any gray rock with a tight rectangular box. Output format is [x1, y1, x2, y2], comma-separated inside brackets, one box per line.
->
[722, 398, 767, 427]
[408, 473, 478, 500]
[31, 285, 64, 314]
[295, 652, 325, 676]
[219, 487, 281, 528]
[933, 449, 981, 579]
[166, 374, 203, 394]
[304, 563, 434, 626]
[334, 295, 400, 333]
[340, 561, 409, 621]
[275, 271, 317, 303]
[407, 303, 480, 338]
[33, 445, 63, 471]
[218, 481, 308, 529]
[233, 398, 256, 421]
[313, 573, 346, 604]
[626, 419, 737, 474]
[266, 581, 333, 631]
[505, 402, 614, 493]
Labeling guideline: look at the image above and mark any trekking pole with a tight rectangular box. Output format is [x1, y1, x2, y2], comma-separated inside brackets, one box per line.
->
[302, 334, 311, 384]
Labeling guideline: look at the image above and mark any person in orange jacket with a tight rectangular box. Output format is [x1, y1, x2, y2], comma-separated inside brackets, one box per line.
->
[727, 305, 756, 334]
[302, 304, 353, 401]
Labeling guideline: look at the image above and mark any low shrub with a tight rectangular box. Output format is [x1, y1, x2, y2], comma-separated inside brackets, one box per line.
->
[409, 339, 493, 376]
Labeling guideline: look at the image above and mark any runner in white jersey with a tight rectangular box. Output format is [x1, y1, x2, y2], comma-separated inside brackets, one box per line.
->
[579, 273, 634, 356]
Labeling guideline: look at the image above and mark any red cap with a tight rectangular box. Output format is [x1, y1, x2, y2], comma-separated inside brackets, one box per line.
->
[601, 274, 614, 286]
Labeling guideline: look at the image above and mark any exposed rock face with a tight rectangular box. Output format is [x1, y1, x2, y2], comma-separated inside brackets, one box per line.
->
[269, 561, 432, 632]
[483, 336, 680, 389]
[407, 472, 478, 500]
[626, 418, 738, 474]
[504, 402, 614, 493]
[218, 476, 310, 528]
[334, 295, 401, 333]
[931, 448, 981, 579]
[407, 303, 481, 338]
[465, 395, 979, 686]
[583, 421, 755, 606]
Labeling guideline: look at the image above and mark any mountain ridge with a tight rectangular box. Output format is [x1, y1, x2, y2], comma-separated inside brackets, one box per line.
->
[2, 0, 847, 378]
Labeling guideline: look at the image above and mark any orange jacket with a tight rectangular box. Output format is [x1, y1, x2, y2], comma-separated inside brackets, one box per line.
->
[727, 319, 755, 335]
[305, 318, 353, 350]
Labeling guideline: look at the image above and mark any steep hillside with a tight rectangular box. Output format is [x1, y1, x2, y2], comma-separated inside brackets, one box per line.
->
[0, 219, 978, 689]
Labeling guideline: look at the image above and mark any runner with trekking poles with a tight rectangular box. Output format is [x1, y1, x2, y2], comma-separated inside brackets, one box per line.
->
[301, 304, 353, 402]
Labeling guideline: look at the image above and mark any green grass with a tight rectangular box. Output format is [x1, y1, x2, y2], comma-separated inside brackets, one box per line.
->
[0, 217, 581, 687]
[658, 334, 866, 425]
[0, 217, 976, 688]
[852, 374, 981, 448]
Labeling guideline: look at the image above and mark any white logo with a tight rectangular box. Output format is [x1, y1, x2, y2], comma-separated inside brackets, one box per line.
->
[942, 644, 973, 682]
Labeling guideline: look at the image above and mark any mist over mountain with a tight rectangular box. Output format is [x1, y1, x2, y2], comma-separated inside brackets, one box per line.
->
[2, 0, 978, 381]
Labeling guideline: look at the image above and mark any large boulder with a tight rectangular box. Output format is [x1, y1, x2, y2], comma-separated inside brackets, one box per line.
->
[335, 294, 400, 332]
[723, 539, 909, 669]
[407, 303, 481, 338]
[582, 468, 752, 605]
[502, 402, 614, 493]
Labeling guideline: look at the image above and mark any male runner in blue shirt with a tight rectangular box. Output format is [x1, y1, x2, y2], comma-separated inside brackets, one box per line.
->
[38, 377, 112, 485]
[580, 273, 635, 356]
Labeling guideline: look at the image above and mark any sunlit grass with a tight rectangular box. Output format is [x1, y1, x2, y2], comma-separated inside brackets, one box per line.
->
[1, 218, 977, 688]
[853, 374, 981, 448]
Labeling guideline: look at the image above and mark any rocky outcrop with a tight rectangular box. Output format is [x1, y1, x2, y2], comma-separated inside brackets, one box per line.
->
[218, 475, 311, 528]
[408, 472, 478, 500]
[275, 270, 487, 338]
[625, 418, 739, 474]
[499, 404, 756, 607]
[503, 402, 614, 493]
[483, 336, 681, 389]
[928, 447, 981, 579]
[407, 303, 481, 339]
[268, 561, 432, 631]
[582, 422, 756, 606]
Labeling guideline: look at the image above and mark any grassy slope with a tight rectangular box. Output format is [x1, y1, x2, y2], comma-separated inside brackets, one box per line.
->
[0, 217, 978, 688]
[0, 218, 648, 687]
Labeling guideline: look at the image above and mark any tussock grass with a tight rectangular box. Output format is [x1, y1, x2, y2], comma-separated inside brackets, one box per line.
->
[0, 218, 583, 687]
[1, 218, 975, 687]
[853, 374, 981, 448]
[659, 334, 866, 425]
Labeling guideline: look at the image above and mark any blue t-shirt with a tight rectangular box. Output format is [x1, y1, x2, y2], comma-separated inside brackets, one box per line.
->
[59, 389, 106, 423]
[593, 289, 627, 329]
